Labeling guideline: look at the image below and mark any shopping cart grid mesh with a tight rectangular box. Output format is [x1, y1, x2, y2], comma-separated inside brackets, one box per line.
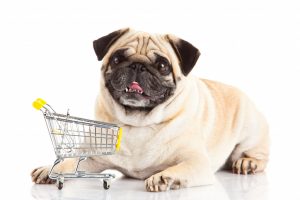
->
[45, 113, 118, 158]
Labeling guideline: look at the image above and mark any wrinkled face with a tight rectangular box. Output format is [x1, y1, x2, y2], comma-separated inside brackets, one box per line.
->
[104, 48, 176, 109]
[93, 28, 200, 111]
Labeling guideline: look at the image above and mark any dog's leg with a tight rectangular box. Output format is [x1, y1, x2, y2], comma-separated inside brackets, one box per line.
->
[31, 157, 107, 184]
[145, 153, 214, 192]
[231, 117, 269, 175]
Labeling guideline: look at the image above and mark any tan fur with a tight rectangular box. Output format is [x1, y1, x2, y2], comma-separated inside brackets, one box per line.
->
[31, 29, 269, 192]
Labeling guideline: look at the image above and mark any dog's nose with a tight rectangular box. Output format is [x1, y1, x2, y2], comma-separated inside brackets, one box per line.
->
[129, 63, 146, 72]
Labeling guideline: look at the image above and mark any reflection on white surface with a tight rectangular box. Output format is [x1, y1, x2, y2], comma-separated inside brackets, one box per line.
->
[30, 171, 269, 200]
[218, 171, 269, 200]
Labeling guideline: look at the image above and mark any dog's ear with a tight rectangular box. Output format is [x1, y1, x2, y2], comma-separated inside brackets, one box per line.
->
[166, 35, 200, 76]
[93, 28, 129, 61]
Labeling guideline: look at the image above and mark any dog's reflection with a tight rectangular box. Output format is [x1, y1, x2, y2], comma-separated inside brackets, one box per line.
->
[31, 171, 268, 200]
[218, 171, 269, 200]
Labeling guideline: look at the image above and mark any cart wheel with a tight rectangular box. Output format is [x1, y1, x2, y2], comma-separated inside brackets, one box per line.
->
[57, 181, 63, 190]
[103, 179, 110, 190]
[56, 176, 64, 190]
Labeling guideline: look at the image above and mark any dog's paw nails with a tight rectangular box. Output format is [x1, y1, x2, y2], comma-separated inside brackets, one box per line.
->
[31, 166, 54, 184]
[145, 173, 172, 192]
[232, 158, 259, 175]
[145, 172, 186, 192]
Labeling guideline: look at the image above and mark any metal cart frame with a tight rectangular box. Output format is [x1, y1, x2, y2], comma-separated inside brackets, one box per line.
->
[33, 98, 122, 190]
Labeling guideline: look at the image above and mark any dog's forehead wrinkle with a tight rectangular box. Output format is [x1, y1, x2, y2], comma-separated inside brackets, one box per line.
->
[147, 37, 162, 52]
[140, 36, 149, 55]
[127, 53, 152, 63]
[123, 50, 170, 66]
[120, 33, 166, 59]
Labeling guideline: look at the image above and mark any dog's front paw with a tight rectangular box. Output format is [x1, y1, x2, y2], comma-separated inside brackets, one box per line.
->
[31, 166, 55, 184]
[232, 157, 261, 175]
[145, 172, 187, 192]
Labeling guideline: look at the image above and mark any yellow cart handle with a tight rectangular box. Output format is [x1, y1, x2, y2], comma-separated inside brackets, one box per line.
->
[32, 98, 47, 110]
[115, 127, 123, 151]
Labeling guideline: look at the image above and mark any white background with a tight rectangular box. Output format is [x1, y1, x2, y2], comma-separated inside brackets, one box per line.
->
[0, 0, 300, 199]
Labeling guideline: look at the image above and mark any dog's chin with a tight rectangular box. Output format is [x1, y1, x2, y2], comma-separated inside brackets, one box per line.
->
[111, 89, 168, 112]
[119, 94, 151, 108]
[120, 97, 150, 108]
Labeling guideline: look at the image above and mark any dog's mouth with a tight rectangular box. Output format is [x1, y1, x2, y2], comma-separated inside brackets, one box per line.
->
[125, 81, 144, 94]
[105, 73, 175, 109]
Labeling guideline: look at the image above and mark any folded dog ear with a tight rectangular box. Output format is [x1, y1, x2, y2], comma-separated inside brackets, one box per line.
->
[166, 35, 200, 76]
[93, 28, 130, 61]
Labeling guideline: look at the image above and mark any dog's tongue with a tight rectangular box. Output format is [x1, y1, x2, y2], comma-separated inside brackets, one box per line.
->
[129, 81, 144, 93]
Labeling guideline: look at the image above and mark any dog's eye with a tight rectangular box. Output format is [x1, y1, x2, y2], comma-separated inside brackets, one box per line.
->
[158, 62, 171, 75]
[160, 63, 165, 68]
[110, 55, 125, 66]
[109, 49, 128, 66]
[113, 56, 120, 64]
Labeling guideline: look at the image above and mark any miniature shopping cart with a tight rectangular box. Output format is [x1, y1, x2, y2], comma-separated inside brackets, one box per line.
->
[32, 98, 122, 190]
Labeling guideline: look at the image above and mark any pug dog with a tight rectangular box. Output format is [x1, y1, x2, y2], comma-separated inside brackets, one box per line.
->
[31, 28, 269, 192]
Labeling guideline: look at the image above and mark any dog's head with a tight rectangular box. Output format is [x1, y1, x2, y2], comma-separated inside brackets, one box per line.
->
[93, 28, 200, 111]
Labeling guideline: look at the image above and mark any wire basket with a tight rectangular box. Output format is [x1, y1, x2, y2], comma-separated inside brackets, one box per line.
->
[32, 98, 122, 190]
